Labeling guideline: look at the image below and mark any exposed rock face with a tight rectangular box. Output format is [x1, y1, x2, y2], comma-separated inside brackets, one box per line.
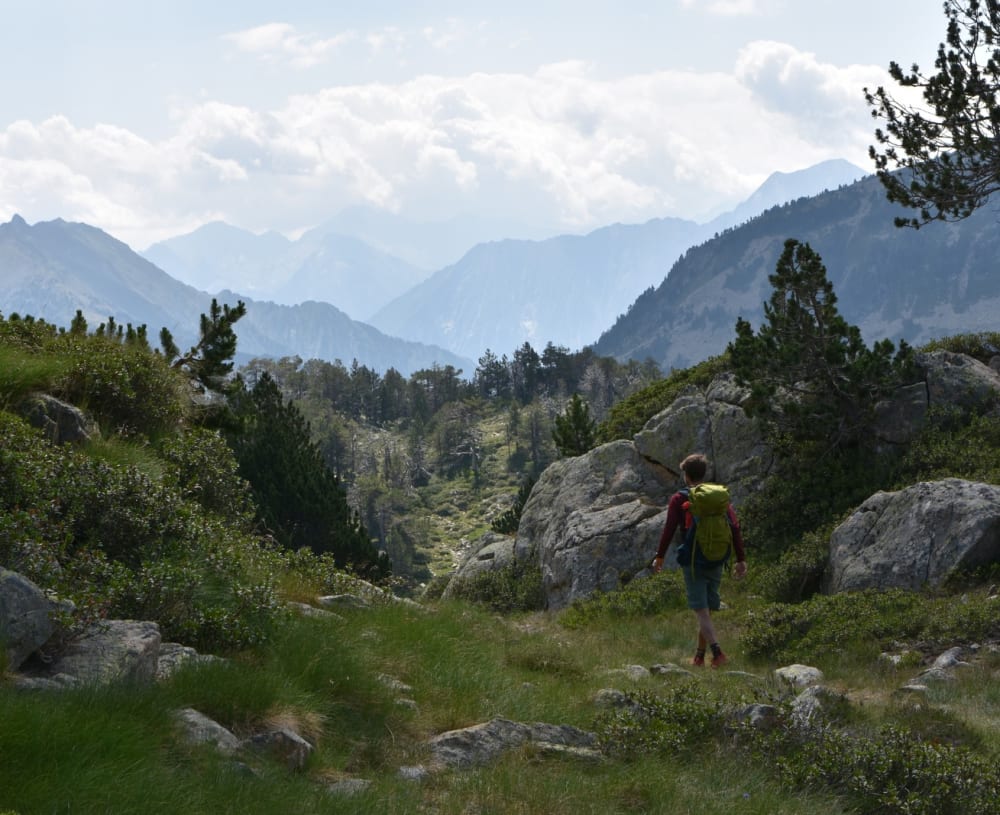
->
[441, 532, 516, 600]
[514, 440, 674, 610]
[19, 393, 99, 445]
[512, 373, 770, 609]
[824, 479, 1000, 593]
[0, 568, 56, 671]
[43, 620, 162, 685]
[633, 373, 773, 506]
[427, 718, 599, 769]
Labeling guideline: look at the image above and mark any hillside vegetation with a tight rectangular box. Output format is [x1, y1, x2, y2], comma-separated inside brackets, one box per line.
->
[2, 279, 1000, 812]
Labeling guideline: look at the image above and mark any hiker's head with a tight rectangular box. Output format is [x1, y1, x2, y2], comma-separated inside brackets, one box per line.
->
[680, 453, 708, 485]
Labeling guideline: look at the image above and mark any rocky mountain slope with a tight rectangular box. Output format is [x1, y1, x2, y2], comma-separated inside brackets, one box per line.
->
[0, 216, 470, 376]
[594, 175, 1000, 371]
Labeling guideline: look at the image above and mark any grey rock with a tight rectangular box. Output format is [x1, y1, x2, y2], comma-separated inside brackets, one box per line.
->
[19, 393, 99, 445]
[730, 703, 781, 732]
[397, 765, 430, 782]
[427, 718, 596, 769]
[774, 664, 824, 689]
[318, 594, 371, 610]
[441, 533, 516, 599]
[286, 601, 343, 620]
[174, 708, 240, 754]
[825, 479, 1000, 593]
[45, 620, 161, 686]
[650, 663, 695, 678]
[790, 685, 847, 726]
[0, 568, 56, 671]
[325, 778, 372, 796]
[920, 350, 1000, 414]
[156, 642, 224, 681]
[243, 727, 314, 772]
[895, 683, 930, 697]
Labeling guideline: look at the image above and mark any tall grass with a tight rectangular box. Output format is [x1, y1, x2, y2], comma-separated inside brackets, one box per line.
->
[0, 346, 70, 407]
[3, 579, 999, 814]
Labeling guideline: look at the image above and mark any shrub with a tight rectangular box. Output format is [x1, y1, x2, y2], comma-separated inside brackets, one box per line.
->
[757, 724, 1000, 815]
[596, 354, 730, 443]
[919, 331, 1000, 365]
[749, 527, 831, 604]
[445, 557, 545, 613]
[0, 412, 282, 650]
[596, 686, 726, 758]
[741, 589, 928, 664]
[559, 570, 686, 628]
[895, 407, 1000, 487]
[53, 334, 189, 438]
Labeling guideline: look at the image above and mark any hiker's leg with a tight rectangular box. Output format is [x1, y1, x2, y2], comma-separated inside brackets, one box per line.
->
[693, 607, 717, 646]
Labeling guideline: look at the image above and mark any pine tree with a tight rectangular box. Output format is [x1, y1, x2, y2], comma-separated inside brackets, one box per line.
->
[728, 238, 913, 449]
[552, 393, 597, 457]
[227, 372, 389, 577]
[866, 0, 1000, 226]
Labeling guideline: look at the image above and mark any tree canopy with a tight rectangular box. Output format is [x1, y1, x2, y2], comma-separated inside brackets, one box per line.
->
[866, 0, 1000, 227]
[728, 239, 913, 450]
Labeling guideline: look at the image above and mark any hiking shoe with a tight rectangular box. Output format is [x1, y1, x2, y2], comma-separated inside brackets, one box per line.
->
[710, 650, 728, 669]
[691, 654, 705, 667]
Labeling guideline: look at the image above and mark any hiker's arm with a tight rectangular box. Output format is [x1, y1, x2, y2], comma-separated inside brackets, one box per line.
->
[652, 493, 684, 571]
[728, 505, 747, 578]
[728, 505, 746, 561]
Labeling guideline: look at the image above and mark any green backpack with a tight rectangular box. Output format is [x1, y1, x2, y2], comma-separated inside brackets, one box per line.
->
[679, 483, 734, 568]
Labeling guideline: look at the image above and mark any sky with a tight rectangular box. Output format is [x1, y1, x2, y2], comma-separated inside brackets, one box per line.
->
[0, 1, 947, 252]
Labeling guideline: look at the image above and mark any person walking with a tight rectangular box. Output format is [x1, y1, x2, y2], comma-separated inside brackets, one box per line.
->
[650, 453, 747, 668]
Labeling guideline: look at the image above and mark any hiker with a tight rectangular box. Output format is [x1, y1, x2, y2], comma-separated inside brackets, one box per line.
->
[650, 453, 747, 668]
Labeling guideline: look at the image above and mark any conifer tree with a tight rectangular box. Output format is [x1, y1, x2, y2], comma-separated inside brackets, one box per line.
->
[729, 238, 913, 449]
[552, 393, 597, 456]
[866, 0, 1000, 226]
[227, 372, 389, 577]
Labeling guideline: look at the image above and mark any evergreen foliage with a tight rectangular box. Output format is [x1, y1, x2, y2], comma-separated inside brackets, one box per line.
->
[866, 0, 1000, 227]
[728, 238, 914, 450]
[490, 475, 536, 534]
[227, 372, 389, 578]
[551, 393, 597, 456]
[163, 298, 247, 390]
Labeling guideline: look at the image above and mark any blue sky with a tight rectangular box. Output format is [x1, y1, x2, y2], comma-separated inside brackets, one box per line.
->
[0, 1, 945, 250]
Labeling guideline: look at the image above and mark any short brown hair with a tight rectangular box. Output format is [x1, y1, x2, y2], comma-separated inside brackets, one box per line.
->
[680, 453, 708, 482]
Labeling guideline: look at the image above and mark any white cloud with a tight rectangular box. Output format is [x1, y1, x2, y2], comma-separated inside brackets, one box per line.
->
[0, 50, 882, 249]
[223, 23, 356, 68]
[678, 0, 770, 16]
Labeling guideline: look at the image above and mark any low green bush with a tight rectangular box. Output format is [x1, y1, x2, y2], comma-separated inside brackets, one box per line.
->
[749, 527, 831, 604]
[559, 570, 686, 629]
[445, 557, 545, 613]
[919, 331, 1000, 364]
[754, 724, 1000, 815]
[596, 686, 727, 758]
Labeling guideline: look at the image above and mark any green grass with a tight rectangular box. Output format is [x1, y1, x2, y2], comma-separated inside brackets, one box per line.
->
[0, 346, 70, 407]
[3, 577, 1000, 814]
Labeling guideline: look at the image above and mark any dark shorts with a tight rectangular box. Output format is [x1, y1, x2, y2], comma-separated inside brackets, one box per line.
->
[682, 563, 724, 610]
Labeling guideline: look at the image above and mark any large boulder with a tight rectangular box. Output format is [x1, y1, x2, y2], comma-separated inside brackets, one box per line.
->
[633, 373, 772, 506]
[514, 440, 673, 610]
[825, 479, 1000, 593]
[874, 352, 1000, 447]
[513, 373, 771, 609]
[42, 620, 162, 685]
[0, 569, 56, 671]
[441, 532, 516, 600]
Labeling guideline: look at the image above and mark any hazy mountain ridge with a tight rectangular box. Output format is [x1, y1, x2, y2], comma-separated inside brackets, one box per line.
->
[0, 216, 471, 377]
[365, 160, 868, 360]
[593, 175, 1000, 370]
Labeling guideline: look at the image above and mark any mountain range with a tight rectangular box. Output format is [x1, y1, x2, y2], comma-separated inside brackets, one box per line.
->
[0, 215, 470, 377]
[144, 159, 867, 361]
[9, 157, 988, 385]
[594, 173, 1000, 370]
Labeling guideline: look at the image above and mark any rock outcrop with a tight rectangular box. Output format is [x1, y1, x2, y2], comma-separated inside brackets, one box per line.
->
[0, 568, 57, 671]
[509, 373, 771, 609]
[825, 479, 1000, 593]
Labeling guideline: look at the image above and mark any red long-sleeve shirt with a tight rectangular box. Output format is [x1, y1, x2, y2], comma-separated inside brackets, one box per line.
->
[655, 488, 746, 562]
